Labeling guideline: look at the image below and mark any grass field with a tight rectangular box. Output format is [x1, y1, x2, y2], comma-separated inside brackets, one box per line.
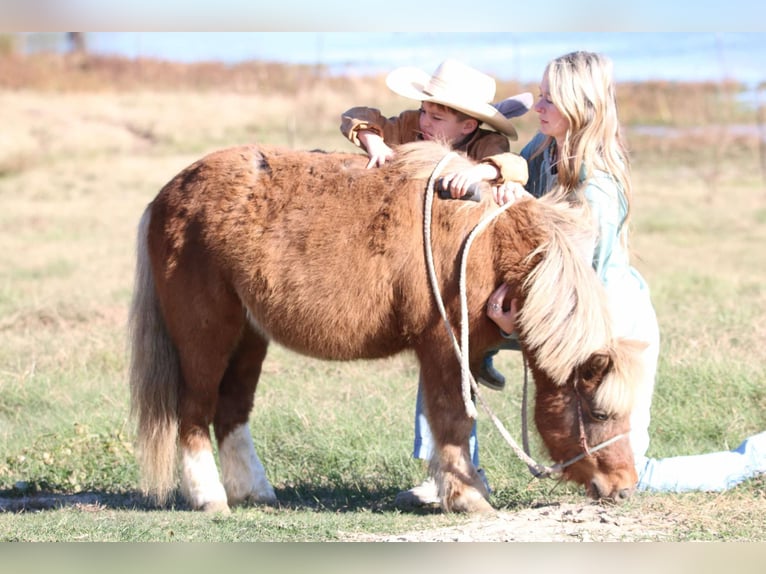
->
[0, 55, 764, 542]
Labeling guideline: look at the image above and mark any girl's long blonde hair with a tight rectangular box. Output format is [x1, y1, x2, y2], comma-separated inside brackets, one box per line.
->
[537, 51, 632, 249]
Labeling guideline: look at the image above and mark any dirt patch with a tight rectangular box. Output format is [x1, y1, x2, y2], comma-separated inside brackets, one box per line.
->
[342, 501, 680, 542]
[1, 492, 679, 542]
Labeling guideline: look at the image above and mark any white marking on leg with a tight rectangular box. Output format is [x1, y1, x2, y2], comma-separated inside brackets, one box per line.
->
[219, 423, 277, 505]
[180, 448, 229, 511]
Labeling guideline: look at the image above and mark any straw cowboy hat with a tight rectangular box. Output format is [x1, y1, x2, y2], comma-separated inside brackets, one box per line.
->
[386, 58, 531, 140]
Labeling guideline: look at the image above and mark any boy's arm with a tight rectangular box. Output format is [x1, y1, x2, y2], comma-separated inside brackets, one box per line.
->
[340, 108, 421, 148]
[341, 107, 422, 168]
[481, 153, 529, 185]
[340, 106, 388, 147]
[357, 131, 395, 168]
[440, 134, 527, 199]
[341, 107, 393, 167]
[440, 155, 528, 200]
[340, 107, 395, 167]
[470, 133, 528, 185]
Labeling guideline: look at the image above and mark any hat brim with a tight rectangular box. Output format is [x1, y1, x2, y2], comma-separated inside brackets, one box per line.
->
[493, 92, 534, 119]
[386, 66, 520, 140]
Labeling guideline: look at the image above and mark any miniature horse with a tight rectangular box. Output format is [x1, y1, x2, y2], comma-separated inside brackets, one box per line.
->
[129, 141, 646, 513]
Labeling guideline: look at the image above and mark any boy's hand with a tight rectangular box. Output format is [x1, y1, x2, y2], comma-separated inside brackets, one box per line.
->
[492, 181, 532, 206]
[358, 131, 394, 168]
[439, 164, 497, 199]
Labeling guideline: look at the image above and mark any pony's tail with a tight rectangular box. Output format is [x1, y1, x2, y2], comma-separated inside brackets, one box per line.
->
[128, 205, 179, 506]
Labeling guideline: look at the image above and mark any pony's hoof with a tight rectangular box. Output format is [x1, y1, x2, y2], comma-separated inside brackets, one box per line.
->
[227, 486, 278, 508]
[445, 488, 494, 513]
[201, 500, 231, 514]
[450, 498, 494, 514]
[394, 477, 441, 510]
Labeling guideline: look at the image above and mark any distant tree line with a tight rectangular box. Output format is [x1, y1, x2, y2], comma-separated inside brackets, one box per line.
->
[0, 33, 87, 56]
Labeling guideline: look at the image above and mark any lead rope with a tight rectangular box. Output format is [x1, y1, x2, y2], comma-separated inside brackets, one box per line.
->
[423, 153, 559, 477]
[520, 355, 541, 475]
[423, 153, 629, 479]
[423, 152, 477, 418]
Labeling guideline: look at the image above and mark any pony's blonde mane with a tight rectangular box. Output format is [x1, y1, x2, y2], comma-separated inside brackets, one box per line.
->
[393, 141, 476, 180]
[517, 194, 612, 384]
[516, 194, 645, 417]
[594, 338, 647, 417]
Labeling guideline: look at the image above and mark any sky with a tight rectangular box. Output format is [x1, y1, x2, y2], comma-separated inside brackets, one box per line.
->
[4, 0, 766, 32]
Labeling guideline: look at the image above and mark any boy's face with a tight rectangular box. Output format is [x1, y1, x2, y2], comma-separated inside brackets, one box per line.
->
[418, 102, 478, 145]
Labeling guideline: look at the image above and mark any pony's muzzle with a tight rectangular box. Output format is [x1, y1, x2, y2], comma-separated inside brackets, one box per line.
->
[589, 477, 635, 502]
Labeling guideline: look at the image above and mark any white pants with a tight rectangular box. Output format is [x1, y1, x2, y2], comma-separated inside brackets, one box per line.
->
[613, 282, 765, 491]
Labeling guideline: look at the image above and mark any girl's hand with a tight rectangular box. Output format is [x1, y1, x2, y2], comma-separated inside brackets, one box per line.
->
[486, 283, 518, 335]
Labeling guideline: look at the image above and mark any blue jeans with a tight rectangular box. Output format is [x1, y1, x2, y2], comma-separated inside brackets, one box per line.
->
[636, 431, 766, 492]
[412, 373, 479, 467]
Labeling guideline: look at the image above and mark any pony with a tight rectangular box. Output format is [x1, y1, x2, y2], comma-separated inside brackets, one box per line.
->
[128, 140, 646, 513]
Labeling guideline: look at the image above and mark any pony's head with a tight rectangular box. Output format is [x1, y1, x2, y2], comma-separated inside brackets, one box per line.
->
[501, 195, 647, 501]
[531, 338, 647, 500]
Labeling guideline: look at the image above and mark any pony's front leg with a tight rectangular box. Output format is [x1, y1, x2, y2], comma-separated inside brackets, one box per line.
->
[421, 364, 493, 513]
[430, 443, 492, 513]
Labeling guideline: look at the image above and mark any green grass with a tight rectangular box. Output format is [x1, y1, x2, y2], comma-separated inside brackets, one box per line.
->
[0, 83, 765, 541]
[0, 503, 471, 542]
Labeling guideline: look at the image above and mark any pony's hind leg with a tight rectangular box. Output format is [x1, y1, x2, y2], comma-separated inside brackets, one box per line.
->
[214, 324, 277, 507]
[176, 333, 238, 513]
[158, 275, 247, 513]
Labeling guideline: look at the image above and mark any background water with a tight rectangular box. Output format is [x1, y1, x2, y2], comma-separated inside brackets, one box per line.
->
[23, 32, 766, 87]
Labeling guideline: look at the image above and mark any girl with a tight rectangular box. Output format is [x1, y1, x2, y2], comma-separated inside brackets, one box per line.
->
[485, 50, 765, 493]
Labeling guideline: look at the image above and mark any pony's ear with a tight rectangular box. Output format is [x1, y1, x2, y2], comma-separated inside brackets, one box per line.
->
[578, 351, 612, 395]
[591, 338, 649, 418]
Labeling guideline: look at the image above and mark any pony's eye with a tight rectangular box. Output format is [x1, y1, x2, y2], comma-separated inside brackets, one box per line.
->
[591, 410, 610, 422]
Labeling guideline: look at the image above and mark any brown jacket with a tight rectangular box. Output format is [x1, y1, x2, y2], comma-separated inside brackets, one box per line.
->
[340, 107, 528, 184]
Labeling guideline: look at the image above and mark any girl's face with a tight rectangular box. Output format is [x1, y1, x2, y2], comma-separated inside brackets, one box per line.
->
[418, 101, 476, 145]
[534, 75, 569, 142]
